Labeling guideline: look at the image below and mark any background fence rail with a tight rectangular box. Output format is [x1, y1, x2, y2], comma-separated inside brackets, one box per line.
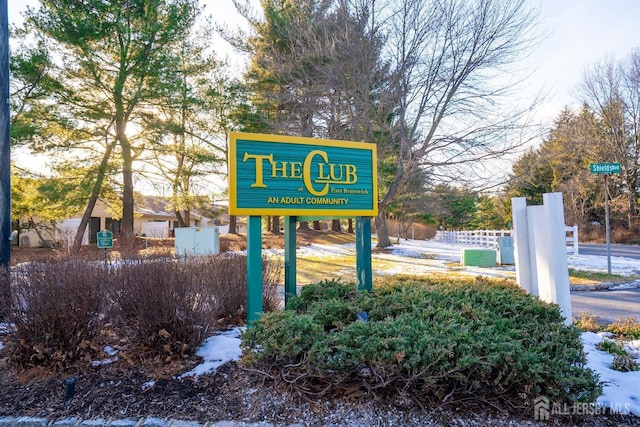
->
[434, 226, 579, 255]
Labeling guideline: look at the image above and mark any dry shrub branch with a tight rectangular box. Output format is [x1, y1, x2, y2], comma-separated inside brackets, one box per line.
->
[3, 254, 281, 368]
[7, 259, 106, 368]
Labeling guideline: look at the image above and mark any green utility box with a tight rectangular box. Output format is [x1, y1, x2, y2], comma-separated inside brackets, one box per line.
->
[496, 236, 515, 265]
[461, 248, 497, 267]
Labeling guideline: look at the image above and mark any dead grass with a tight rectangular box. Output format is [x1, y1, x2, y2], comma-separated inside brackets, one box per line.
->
[573, 313, 602, 332]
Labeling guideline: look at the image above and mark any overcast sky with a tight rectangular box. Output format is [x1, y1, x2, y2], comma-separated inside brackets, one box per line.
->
[8, 0, 640, 131]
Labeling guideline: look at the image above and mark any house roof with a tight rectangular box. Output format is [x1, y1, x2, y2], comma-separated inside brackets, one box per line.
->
[134, 194, 228, 224]
[135, 195, 176, 219]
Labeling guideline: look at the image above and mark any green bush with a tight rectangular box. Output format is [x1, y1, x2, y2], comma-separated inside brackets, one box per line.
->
[596, 339, 627, 356]
[241, 277, 601, 410]
[611, 354, 640, 372]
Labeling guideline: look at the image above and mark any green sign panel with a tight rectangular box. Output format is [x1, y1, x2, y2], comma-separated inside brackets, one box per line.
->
[228, 132, 378, 216]
[97, 230, 113, 248]
[590, 163, 621, 174]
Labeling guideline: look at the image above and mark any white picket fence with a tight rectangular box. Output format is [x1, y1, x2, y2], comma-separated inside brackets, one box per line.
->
[435, 226, 579, 255]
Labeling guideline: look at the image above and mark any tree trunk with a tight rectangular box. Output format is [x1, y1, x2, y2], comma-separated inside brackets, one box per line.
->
[331, 219, 341, 232]
[72, 138, 116, 253]
[313, 220, 321, 230]
[375, 208, 392, 248]
[627, 174, 638, 229]
[112, 74, 136, 250]
[298, 221, 310, 230]
[272, 216, 281, 234]
[118, 124, 136, 251]
[229, 215, 237, 234]
[31, 217, 52, 248]
[174, 209, 187, 228]
[348, 218, 353, 233]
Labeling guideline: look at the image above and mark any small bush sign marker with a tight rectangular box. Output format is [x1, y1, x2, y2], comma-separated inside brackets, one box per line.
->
[589, 162, 621, 273]
[97, 230, 113, 248]
[97, 230, 113, 262]
[228, 132, 378, 324]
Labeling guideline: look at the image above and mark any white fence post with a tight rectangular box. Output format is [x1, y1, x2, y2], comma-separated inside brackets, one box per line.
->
[542, 193, 572, 324]
[512, 197, 534, 295]
[566, 225, 579, 256]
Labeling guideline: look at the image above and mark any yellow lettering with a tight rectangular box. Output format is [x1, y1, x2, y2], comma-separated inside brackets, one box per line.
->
[243, 152, 272, 188]
[244, 150, 358, 193]
[303, 150, 329, 196]
[329, 164, 343, 181]
[290, 162, 302, 178]
[315, 161, 358, 185]
[317, 163, 329, 180]
[270, 160, 288, 178]
[345, 164, 357, 184]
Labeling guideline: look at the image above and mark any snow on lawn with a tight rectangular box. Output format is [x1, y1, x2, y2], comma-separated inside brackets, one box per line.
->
[388, 238, 640, 279]
[582, 332, 640, 416]
[568, 253, 640, 277]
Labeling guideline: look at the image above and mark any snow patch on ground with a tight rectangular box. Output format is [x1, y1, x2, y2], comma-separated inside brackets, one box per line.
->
[178, 327, 244, 379]
[582, 332, 640, 416]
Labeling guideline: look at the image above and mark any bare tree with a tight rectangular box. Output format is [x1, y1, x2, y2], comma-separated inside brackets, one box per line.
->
[371, 0, 541, 246]
[580, 49, 640, 228]
[235, 0, 539, 246]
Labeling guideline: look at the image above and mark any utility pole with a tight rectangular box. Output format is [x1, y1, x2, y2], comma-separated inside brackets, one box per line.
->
[0, 0, 10, 269]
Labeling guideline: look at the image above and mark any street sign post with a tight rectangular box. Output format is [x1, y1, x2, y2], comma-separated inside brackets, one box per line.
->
[589, 163, 622, 274]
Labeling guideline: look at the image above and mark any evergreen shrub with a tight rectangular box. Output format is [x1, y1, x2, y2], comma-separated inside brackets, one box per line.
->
[241, 277, 602, 410]
[611, 354, 640, 372]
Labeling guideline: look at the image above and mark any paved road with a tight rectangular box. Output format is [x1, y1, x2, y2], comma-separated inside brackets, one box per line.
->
[571, 287, 640, 325]
[570, 243, 640, 324]
[578, 243, 640, 259]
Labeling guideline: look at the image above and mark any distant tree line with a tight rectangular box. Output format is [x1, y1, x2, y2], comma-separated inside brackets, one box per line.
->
[504, 49, 640, 242]
[21, 0, 629, 250]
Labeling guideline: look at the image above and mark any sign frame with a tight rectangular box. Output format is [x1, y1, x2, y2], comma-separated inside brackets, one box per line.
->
[228, 132, 378, 217]
[589, 163, 621, 175]
[96, 230, 113, 249]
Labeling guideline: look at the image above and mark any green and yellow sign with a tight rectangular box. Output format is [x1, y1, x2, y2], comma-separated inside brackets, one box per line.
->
[228, 132, 378, 216]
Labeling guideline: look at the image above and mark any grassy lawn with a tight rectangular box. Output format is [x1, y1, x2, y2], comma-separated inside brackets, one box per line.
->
[568, 268, 637, 285]
[271, 232, 638, 286]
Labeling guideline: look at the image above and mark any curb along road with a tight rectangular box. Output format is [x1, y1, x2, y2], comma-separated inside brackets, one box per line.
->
[0, 417, 303, 427]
